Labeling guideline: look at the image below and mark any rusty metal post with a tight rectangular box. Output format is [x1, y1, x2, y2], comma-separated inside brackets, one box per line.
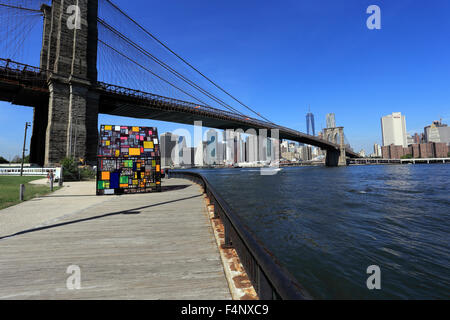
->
[19, 184, 25, 201]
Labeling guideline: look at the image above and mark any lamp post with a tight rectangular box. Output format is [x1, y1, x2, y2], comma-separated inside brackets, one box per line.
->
[20, 122, 31, 176]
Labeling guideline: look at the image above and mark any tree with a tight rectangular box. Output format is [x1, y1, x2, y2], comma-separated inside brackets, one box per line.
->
[0, 156, 9, 164]
[61, 157, 79, 181]
[401, 154, 413, 159]
[11, 155, 21, 163]
[10, 155, 30, 164]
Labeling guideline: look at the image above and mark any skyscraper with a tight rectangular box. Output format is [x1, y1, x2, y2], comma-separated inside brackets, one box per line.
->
[160, 132, 177, 167]
[326, 113, 336, 128]
[206, 129, 219, 165]
[424, 120, 450, 144]
[381, 112, 407, 147]
[306, 112, 315, 136]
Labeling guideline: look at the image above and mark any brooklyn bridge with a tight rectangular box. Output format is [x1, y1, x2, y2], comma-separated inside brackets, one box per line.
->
[0, 0, 359, 166]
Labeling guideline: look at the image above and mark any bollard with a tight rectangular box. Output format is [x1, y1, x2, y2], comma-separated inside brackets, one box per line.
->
[19, 184, 25, 201]
[59, 166, 64, 187]
[50, 177, 53, 192]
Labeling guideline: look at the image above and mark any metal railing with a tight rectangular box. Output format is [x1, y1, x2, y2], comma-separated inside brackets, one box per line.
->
[169, 170, 312, 300]
[96, 83, 352, 154]
[0, 167, 61, 180]
[0, 58, 47, 83]
[96, 82, 276, 127]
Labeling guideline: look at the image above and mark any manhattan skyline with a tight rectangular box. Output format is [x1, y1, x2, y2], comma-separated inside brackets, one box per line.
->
[1, 0, 449, 159]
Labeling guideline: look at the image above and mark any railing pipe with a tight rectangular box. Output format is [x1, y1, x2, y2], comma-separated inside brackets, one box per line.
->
[170, 170, 311, 300]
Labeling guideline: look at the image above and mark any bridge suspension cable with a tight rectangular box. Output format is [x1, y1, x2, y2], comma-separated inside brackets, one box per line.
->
[0, 3, 41, 12]
[100, 0, 274, 124]
[0, 1, 45, 65]
[98, 18, 247, 117]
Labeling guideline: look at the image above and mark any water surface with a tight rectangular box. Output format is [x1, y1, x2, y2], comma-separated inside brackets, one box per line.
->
[193, 164, 449, 299]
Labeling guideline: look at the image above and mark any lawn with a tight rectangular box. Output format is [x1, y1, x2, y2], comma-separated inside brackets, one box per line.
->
[0, 176, 60, 210]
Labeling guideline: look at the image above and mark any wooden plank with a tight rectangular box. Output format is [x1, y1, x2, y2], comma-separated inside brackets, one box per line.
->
[0, 179, 231, 300]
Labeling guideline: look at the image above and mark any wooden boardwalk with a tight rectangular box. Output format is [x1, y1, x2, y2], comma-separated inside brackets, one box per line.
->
[0, 179, 231, 299]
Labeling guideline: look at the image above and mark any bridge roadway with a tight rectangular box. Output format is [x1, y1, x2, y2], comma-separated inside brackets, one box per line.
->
[0, 178, 231, 299]
[0, 58, 359, 158]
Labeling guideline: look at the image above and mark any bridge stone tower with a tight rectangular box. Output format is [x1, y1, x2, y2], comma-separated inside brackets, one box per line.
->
[323, 126, 347, 166]
[30, 0, 99, 166]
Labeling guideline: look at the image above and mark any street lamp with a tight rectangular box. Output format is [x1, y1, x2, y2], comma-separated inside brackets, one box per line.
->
[20, 122, 31, 176]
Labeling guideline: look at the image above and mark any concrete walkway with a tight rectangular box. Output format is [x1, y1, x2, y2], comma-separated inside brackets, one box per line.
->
[0, 179, 231, 300]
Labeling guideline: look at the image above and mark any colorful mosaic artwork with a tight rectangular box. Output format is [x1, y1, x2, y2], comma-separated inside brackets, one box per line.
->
[96, 125, 161, 195]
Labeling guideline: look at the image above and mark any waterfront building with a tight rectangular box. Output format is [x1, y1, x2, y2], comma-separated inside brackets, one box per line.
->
[373, 143, 382, 157]
[268, 137, 280, 163]
[206, 129, 219, 165]
[424, 120, 450, 144]
[246, 134, 259, 163]
[160, 132, 179, 167]
[413, 133, 422, 144]
[280, 140, 289, 154]
[195, 141, 206, 166]
[381, 112, 407, 147]
[382, 142, 448, 159]
[224, 130, 235, 165]
[299, 145, 312, 161]
[174, 135, 187, 166]
[181, 147, 195, 167]
[407, 134, 414, 146]
[217, 141, 224, 165]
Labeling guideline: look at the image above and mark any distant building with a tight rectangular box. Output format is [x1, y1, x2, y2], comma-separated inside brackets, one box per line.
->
[280, 140, 289, 154]
[175, 135, 187, 166]
[424, 120, 450, 145]
[195, 141, 206, 166]
[246, 134, 259, 163]
[381, 112, 407, 147]
[326, 113, 336, 128]
[298, 145, 312, 161]
[160, 132, 178, 168]
[216, 141, 224, 164]
[406, 134, 414, 146]
[373, 143, 382, 157]
[306, 112, 315, 136]
[181, 147, 195, 167]
[224, 130, 234, 165]
[413, 133, 422, 144]
[382, 142, 448, 159]
[205, 129, 219, 165]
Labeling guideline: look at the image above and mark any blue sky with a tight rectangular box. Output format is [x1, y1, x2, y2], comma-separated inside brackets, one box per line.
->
[1, 0, 450, 160]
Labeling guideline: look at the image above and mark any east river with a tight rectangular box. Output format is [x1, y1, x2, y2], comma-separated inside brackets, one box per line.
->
[193, 164, 449, 299]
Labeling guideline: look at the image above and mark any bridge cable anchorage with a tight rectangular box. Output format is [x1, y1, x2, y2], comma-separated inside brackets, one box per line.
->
[103, 0, 275, 124]
[97, 19, 248, 118]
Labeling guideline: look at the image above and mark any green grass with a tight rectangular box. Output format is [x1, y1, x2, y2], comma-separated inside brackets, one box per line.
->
[0, 176, 60, 210]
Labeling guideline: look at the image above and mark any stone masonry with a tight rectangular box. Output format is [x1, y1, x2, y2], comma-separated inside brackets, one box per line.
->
[30, 0, 99, 166]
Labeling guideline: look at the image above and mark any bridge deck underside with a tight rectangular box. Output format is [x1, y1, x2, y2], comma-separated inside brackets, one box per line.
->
[98, 92, 353, 153]
[0, 78, 48, 107]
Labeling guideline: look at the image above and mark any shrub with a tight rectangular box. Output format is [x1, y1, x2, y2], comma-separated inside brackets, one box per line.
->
[61, 157, 79, 181]
[61, 157, 96, 181]
[80, 167, 96, 180]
